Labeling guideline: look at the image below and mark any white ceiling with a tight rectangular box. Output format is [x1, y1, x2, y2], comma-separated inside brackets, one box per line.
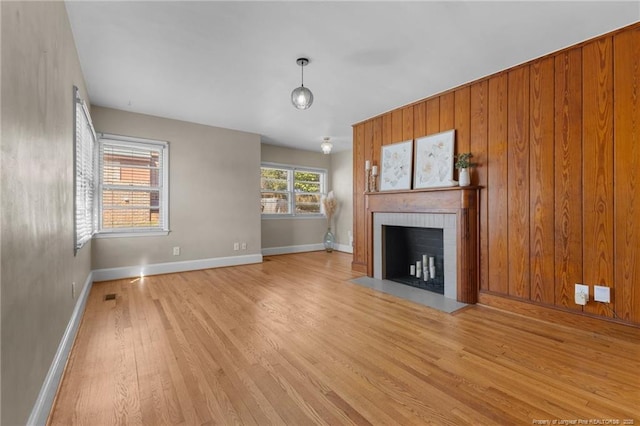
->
[65, 1, 639, 153]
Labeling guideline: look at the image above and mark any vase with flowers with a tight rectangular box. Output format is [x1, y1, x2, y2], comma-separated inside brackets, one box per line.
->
[322, 191, 338, 252]
[454, 152, 476, 187]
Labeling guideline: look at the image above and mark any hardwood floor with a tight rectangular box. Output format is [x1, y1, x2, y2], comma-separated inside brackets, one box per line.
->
[49, 252, 640, 425]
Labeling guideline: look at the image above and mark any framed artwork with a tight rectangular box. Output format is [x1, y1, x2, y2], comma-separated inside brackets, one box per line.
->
[380, 139, 413, 191]
[413, 129, 456, 189]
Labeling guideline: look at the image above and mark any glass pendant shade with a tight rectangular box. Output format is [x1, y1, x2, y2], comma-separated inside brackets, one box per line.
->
[291, 86, 313, 110]
[291, 58, 313, 110]
[321, 138, 332, 154]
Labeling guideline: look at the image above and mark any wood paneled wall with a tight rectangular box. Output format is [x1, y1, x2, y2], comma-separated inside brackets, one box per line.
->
[352, 23, 640, 325]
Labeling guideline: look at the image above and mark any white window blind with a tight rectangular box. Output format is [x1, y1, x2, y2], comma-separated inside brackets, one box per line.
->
[74, 87, 97, 251]
[98, 134, 169, 234]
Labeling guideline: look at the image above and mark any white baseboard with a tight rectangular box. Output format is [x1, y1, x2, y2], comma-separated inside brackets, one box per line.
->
[334, 243, 353, 254]
[27, 271, 93, 426]
[92, 253, 263, 282]
[261, 243, 324, 256]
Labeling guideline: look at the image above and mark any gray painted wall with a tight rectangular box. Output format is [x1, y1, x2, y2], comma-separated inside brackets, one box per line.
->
[261, 144, 332, 249]
[90, 106, 262, 270]
[1, 2, 92, 424]
[330, 149, 353, 251]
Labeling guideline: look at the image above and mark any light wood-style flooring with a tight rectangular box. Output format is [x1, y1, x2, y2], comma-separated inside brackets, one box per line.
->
[49, 252, 640, 425]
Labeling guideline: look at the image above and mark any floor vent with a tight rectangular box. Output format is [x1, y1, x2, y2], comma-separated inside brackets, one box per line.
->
[104, 293, 116, 301]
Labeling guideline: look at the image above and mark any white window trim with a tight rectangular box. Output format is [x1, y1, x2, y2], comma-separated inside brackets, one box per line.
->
[261, 162, 327, 219]
[97, 133, 170, 237]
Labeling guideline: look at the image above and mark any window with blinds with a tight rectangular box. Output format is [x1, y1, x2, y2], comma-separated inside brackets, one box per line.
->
[260, 163, 326, 217]
[98, 134, 169, 235]
[74, 87, 97, 251]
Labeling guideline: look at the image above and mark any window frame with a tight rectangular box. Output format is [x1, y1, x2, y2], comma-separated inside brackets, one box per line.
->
[261, 162, 327, 219]
[96, 133, 170, 238]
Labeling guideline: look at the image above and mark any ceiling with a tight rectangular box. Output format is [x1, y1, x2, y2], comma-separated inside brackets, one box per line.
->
[65, 1, 639, 153]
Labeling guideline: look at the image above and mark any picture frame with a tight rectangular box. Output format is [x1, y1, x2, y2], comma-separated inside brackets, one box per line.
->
[380, 139, 413, 191]
[413, 129, 456, 189]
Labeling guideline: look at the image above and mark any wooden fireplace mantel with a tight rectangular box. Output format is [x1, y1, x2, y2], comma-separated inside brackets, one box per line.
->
[365, 186, 480, 304]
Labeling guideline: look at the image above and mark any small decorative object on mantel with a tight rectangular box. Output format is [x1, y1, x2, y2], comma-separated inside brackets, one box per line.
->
[322, 191, 338, 252]
[454, 152, 477, 187]
[370, 165, 378, 192]
[364, 160, 371, 193]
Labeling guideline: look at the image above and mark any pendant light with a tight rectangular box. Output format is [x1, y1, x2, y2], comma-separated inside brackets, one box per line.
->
[321, 137, 333, 154]
[291, 58, 314, 110]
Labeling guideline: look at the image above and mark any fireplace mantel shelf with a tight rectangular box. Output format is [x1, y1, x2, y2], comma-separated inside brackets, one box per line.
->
[365, 186, 480, 304]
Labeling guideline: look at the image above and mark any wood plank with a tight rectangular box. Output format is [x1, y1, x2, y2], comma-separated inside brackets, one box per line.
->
[529, 57, 555, 305]
[382, 112, 392, 146]
[582, 37, 614, 317]
[363, 120, 374, 175]
[50, 252, 640, 425]
[391, 109, 403, 142]
[413, 101, 427, 139]
[439, 91, 455, 131]
[507, 66, 530, 299]
[554, 48, 583, 311]
[402, 105, 414, 141]
[470, 81, 489, 292]
[454, 87, 471, 155]
[487, 74, 509, 294]
[353, 124, 367, 268]
[372, 116, 382, 177]
[613, 27, 640, 323]
[426, 97, 440, 135]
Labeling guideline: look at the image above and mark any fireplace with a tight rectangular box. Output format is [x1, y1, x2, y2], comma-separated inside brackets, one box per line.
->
[365, 187, 479, 304]
[383, 226, 445, 294]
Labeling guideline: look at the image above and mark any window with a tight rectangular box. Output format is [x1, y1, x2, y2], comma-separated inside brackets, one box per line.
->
[260, 163, 326, 217]
[74, 87, 97, 251]
[98, 134, 169, 236]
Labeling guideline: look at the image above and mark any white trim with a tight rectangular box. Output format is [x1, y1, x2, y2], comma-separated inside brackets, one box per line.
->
[261, 243, 324, 256]
[92, 254, 263, 282]
[334, 243, 353, 254]
[27, 271, 94, 426]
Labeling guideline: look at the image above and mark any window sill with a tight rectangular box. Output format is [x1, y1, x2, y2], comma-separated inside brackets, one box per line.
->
[261, 214, 326, 220]
[94, 230, 170, 239]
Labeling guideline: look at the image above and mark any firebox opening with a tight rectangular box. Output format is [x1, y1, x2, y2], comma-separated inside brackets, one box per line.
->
[383, 225, 444, 295]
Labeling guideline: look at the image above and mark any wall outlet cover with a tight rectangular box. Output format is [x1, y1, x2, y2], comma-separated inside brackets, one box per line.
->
[594, 285, 611, 303]
[575, 283, 589, 305]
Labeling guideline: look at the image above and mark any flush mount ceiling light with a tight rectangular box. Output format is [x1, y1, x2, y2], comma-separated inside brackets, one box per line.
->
[291, 58, 313, 110]
[321, 137, 333, 154]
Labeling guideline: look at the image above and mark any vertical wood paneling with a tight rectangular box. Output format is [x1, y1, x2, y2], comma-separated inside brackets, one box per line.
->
[529, 58, 555, 305]
[413, 101, 427, 139]
[440, 92, 455, 131]
[554, 48, 583, 311]
[507, 66, 530, 299]
[470, 81, 489, 291]
[454, 87, 471, 155]
[402, 106, 414, 141]
[363, 120, 374, 172]
[372, 117, 383, 174]
[582, 38, 614, 317]
[614, 28, 640, 323]
[391, 109, 403, 142]
[426, 98, 440, 135]
[353, 125, 366, 267]
[382, 113, 393, 146]
[487, 74, 509, 294]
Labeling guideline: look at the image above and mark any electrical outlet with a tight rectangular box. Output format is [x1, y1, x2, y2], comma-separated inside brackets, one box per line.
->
[173, 246, 181, 256]
[72, 282, 76, 299]
[241, 242, 247, 250]
[233, 242, 239, 251]
[575, 283, 589, 306]
[594, 285, 611, 303]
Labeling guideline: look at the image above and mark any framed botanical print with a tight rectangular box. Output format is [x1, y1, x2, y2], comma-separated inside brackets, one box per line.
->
[380, 140, 413, 191]
[413, 129, 456, 189]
